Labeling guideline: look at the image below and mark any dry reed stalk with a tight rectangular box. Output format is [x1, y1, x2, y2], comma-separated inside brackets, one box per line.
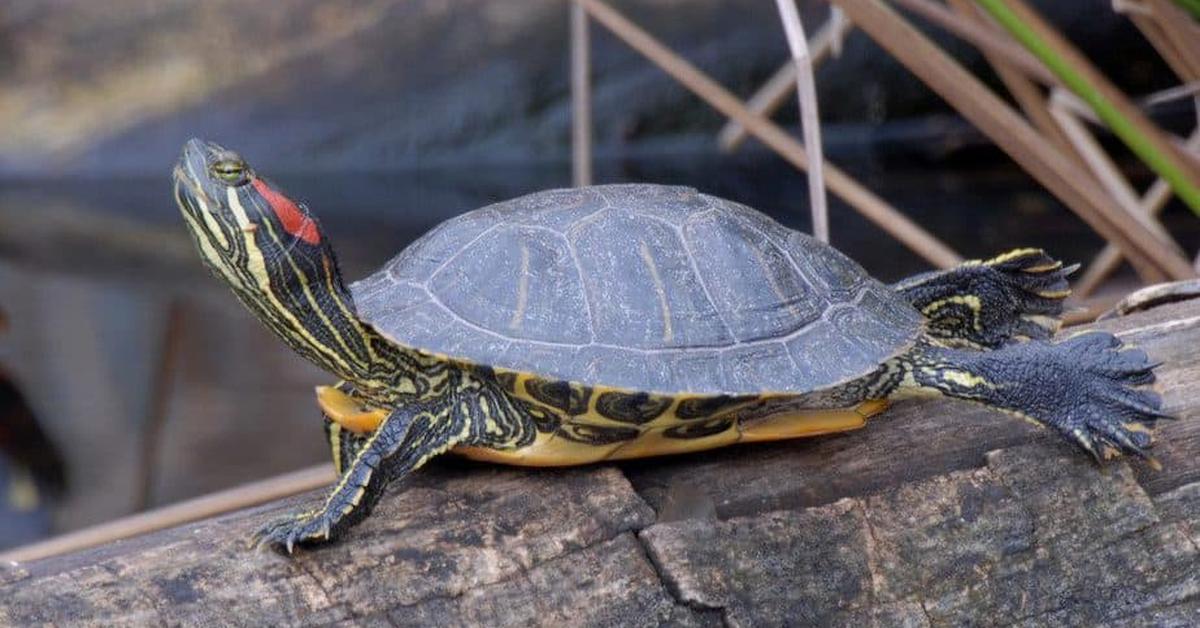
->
[579, 0, 962, 268]
[830, 0, 1193, 282]
[1141, 82, 1200, 108]
[891, 0, 1054, 84]
[135, 302, 184, 511]
[946, 0, 1080, 165]
[1076, 180, 1174, 296]
[1077, 129, 1200, 296]
[774, 0, 830, 242]
[978, 0, 1200, 215]
[1126, 11, 1198, 87]
[1142, 0, 1200, 80]
[571, 0, 593, 187]
[1049, 92, 1179, 247]
[718, 14, 853, 152]
[1073, 0, 1200, 294]
[0, 464, 335, 563]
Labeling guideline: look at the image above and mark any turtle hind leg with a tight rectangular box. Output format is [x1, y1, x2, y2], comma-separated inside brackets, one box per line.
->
[894, 248, 1076, 349]
[888, 331, 1171, 462]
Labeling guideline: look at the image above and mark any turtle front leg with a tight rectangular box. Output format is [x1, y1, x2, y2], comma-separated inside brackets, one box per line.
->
[254, 397, 468, 554]
[884, 332, 1171, 462]
[893, 248, 1076, 349]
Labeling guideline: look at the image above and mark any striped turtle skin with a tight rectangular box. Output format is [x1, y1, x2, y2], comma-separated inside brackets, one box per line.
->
[173, 139, 1170, 553]
[353, 184, 924, 395]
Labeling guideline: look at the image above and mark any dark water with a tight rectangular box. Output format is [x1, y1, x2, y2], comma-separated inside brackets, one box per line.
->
[7, 146, 1192, 283]
[0, 148, 1196, 546]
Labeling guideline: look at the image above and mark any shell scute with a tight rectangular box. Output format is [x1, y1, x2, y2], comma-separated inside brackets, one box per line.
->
[352, 184, 922, 394]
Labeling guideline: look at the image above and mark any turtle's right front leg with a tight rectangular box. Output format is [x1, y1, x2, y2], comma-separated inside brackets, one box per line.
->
[254, 396, 469, 553]
[256, 372, 540, 553]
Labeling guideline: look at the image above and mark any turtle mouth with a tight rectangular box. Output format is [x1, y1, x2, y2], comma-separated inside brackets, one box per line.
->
[173, 138, 233, 212]
[170, 164, 190, 189]
[173, 140, 210, 199]
[172, 163, 210, 214]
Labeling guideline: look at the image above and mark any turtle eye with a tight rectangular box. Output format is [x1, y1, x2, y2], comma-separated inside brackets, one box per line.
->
[211, 159, 249, 186]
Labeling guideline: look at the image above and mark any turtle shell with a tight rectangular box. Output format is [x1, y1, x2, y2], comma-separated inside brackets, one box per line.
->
[351, 184, 923, 395]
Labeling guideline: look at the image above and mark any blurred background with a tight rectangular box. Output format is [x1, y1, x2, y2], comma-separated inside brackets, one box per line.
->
[0, 0, 1196, 549]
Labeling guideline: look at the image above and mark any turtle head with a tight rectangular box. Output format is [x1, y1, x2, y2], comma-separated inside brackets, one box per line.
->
[172, 138, 374, 384]
[173, 138, 337, 281]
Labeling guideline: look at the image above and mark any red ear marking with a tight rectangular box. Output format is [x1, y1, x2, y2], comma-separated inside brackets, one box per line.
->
[252, 178, 321, 245]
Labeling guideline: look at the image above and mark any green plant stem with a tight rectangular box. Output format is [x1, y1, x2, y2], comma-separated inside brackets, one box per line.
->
[1172, 0, 1200, 20]
[974, 0, 1200, 217]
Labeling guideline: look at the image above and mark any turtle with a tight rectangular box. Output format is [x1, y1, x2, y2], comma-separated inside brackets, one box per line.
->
[171, 138, 1170, 553]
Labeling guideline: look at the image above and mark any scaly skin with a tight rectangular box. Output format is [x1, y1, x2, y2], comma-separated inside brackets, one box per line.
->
[894, 248, 1076, 349]
[887, 333, 1168, 461]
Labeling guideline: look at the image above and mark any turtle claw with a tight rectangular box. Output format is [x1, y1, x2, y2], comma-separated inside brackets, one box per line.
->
[1048, 332, 1170, 464]
[251, 511, 332, 554]
[915, 330, 1174, 467]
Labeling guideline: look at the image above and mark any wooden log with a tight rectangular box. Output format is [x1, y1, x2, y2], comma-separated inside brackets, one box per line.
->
[1, 298, 1198, 625]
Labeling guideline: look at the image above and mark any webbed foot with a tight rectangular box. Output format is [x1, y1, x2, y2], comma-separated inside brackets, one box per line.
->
[899, 330, 1171, 464]
[249, 397, 474, 554]
[1044, 331, 1170, 462]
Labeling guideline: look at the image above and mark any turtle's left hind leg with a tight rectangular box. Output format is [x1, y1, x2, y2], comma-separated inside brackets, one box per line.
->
[894, 248, 1076, 349]
[884, 331, 1171, 462]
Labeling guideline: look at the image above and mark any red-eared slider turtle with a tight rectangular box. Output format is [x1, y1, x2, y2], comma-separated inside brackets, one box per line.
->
[172, 139, 1170, 552]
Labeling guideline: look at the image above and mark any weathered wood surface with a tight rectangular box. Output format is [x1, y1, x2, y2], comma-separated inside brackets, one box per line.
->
[2, 299, 1199, 626]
